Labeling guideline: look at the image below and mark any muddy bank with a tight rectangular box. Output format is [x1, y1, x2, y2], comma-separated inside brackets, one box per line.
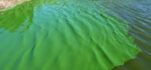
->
[0, 0, 25, 11]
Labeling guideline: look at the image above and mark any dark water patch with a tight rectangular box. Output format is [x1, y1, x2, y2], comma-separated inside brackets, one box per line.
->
[99, 0, 151, 70]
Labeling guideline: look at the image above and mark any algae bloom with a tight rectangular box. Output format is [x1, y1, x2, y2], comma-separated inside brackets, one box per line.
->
[0, 0, 140, 70]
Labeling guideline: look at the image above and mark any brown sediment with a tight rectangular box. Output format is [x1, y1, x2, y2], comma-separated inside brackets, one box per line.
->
[0, 0, 25, 11]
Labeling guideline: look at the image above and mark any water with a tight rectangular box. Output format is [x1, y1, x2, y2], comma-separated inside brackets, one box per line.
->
[0, 0, 150, 70]
[104, 0, 151, 70]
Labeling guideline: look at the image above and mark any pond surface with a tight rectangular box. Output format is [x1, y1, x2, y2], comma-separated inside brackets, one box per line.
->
[0, 0, 150, 70]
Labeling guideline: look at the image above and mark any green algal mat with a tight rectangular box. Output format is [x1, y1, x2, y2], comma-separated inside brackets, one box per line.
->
[0, 0, 140, 70]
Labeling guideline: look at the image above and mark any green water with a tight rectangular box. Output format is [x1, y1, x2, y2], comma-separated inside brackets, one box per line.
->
[0, 0, 142, 70]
